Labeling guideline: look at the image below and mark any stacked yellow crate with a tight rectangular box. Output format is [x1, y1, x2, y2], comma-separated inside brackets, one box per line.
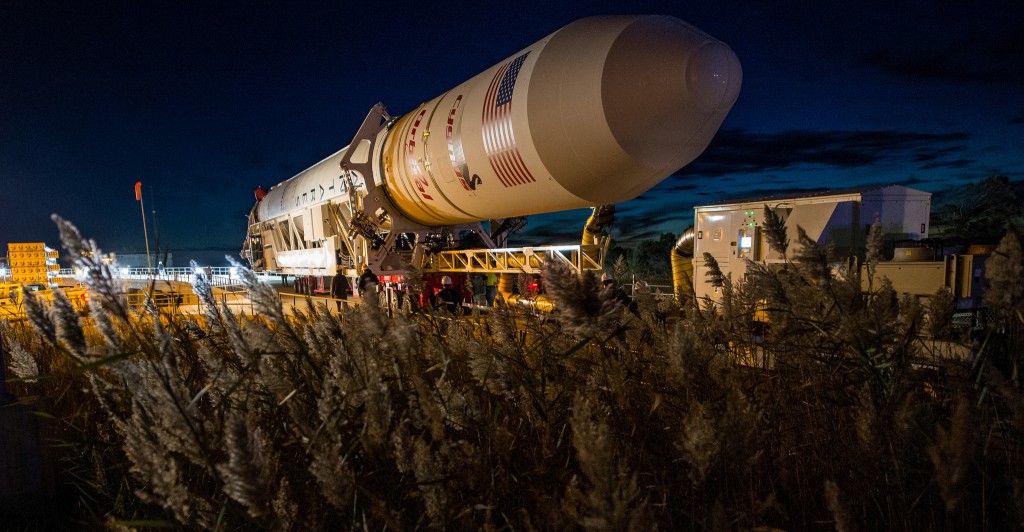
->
[8, 242, 51, 284]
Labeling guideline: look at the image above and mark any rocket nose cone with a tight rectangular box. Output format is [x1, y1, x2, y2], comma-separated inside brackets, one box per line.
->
[598, 17, 743, 172]
[525, 15, 744, 205]
[687, 42, 742, 111]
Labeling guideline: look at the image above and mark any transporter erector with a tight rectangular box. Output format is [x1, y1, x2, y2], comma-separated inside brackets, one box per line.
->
[242, 15, 741, 299]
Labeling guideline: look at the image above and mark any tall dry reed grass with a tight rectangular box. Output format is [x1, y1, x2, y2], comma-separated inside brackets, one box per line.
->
[1, 215, 1023, 530]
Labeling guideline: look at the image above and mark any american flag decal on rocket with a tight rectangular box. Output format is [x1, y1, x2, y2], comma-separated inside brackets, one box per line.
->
[482, 52, 536, 188]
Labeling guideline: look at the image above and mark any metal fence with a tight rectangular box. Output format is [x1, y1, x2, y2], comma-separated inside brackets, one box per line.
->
[57, 266, 261, 288]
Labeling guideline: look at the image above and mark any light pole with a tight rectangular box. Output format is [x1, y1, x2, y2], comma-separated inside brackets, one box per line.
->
[135, 181, 152, 271]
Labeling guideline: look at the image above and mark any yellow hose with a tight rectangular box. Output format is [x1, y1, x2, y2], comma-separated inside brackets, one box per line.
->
[581, 205, 615, 247]
[497, 273, 517, 303]
[495, 272, 555, 312]
[487, 206, 614, 314]
[671, 228, 695, 305]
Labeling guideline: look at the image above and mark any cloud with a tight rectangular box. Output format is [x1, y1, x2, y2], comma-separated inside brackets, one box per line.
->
[862, 49, 1001, 85]
[521, 205, 698, 244]
[919, 159, 976, 171]
[678, 128, 971, 178]
[662, 184, 700, 192]
[910, 145, 968, 163]
[515, 211, 586, 245]
[616, 209, 691, 232]
[861, 30, 1024, 84]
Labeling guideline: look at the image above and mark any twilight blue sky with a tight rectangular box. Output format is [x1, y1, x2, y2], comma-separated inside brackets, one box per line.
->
[2, 1, 1022, 263]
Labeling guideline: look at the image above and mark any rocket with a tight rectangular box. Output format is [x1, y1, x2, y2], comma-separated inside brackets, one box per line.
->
[249, 15, 741, 273]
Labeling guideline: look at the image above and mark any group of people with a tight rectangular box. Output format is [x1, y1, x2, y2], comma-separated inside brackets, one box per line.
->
[475, 273, 499, 306]
[324, 268, 484, 315]
[433, 272, 501, 314]
[328, 265, 380, 312]
[322, 267, 638, 317]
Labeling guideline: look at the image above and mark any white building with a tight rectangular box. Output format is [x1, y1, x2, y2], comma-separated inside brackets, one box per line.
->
[692, 185, 931, 301]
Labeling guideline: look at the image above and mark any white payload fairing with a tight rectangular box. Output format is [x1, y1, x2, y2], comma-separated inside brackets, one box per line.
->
[247, 15, 741, 274]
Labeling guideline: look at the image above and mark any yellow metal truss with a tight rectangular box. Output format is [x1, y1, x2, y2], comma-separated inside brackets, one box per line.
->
[420, 245, 603, 274]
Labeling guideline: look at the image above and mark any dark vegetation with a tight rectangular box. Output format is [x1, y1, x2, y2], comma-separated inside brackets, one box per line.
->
[607, 232, 679, 280]
[930, 176, 1024, 242]
[2, 209, 1023, 530]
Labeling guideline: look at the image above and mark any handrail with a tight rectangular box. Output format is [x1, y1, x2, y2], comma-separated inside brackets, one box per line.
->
[420, 244, 604, 274]
[56, 266, 265, 289]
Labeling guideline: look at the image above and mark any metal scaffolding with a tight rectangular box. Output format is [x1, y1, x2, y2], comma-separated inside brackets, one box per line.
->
[420, 245, 604, 274]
